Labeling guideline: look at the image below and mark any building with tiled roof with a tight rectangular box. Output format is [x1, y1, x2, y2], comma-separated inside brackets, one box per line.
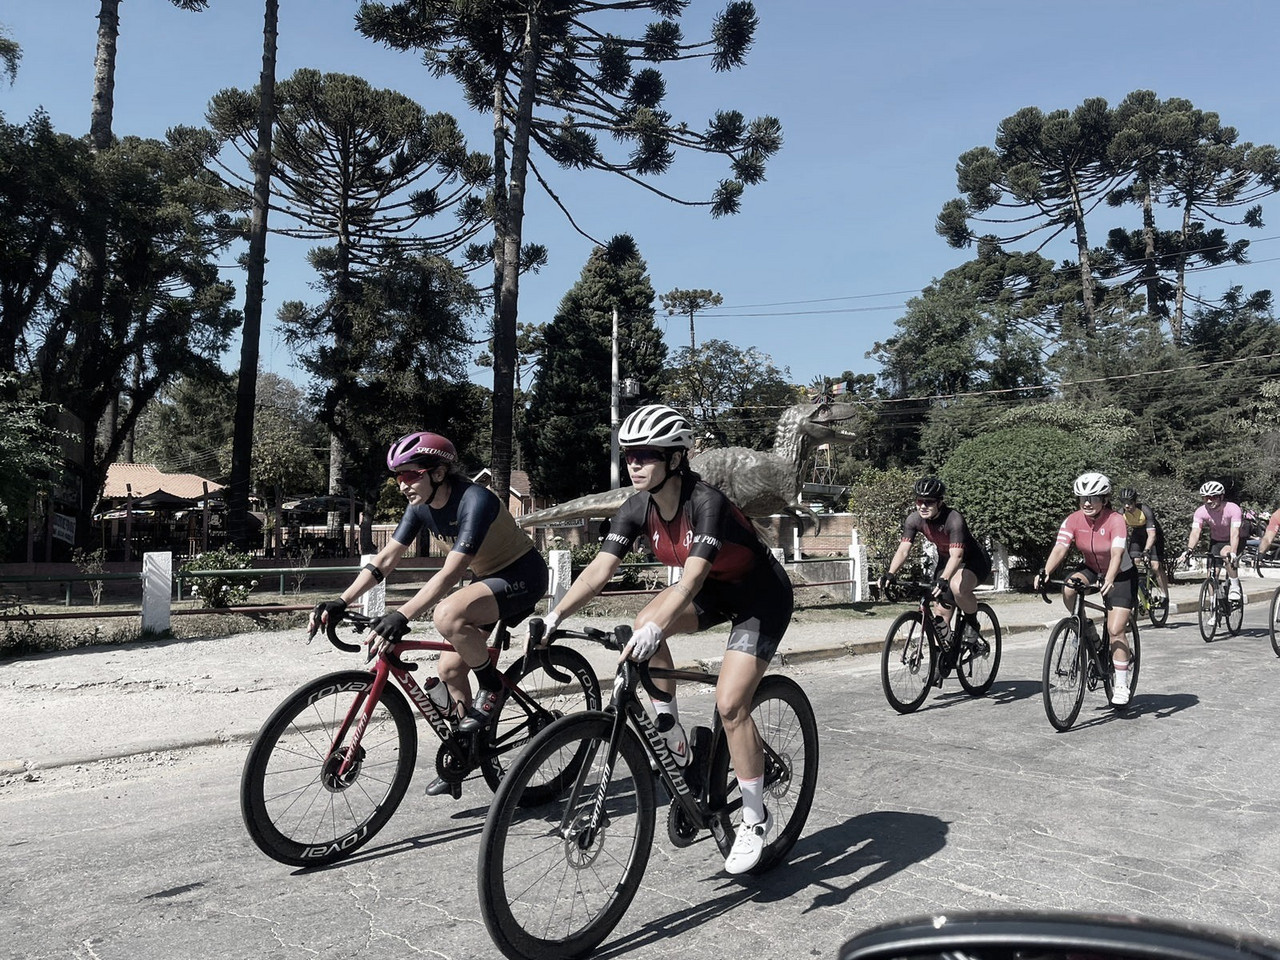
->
[101, 464, 224, 502]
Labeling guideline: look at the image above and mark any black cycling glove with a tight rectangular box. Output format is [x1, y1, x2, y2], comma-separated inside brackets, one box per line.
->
[309, 598, 348, 637]
[368, 611, 410, 643]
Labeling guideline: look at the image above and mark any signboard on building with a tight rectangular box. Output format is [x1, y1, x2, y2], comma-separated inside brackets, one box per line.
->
[52, 513, 76, 545]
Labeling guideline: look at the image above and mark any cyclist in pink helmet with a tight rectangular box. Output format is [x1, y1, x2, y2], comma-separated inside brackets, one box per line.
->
[310, 430, 548, 797]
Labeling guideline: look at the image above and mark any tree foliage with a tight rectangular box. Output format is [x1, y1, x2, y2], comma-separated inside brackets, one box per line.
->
[356, 0, 782, 501]
[665, 339, 795, 450]
[523, 235, 667, 501]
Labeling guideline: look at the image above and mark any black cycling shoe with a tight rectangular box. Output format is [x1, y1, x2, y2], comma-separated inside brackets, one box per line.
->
[425, 776, 461, 798]
[458, 687, 505, 734]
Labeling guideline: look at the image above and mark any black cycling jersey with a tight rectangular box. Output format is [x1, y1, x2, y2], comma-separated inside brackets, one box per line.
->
[901, 504, 991, 581]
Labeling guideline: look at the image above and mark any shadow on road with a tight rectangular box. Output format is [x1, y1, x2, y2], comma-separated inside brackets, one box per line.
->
[599, 811, 947, 956]
[290, 804, 490, 874]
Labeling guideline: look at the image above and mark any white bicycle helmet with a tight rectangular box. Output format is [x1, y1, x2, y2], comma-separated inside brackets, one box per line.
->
[1073, 472, 1112, 498]
[618, 404, 694, 450]
[1199, 480, 1226, 497]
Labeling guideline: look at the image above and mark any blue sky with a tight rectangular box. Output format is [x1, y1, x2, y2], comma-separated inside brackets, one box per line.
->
[5, 0, 1280, 394]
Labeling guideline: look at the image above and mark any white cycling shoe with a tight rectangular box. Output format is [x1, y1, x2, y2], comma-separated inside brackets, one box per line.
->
[724, 808, 775, 875]
[1111, 685, 1131, 706]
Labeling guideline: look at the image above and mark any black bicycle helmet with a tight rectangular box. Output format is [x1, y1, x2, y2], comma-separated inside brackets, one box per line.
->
[1119, 486, 1139, 505]
[914, 476, 946, 499]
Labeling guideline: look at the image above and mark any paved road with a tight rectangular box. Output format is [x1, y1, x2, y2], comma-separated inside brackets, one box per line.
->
[5, 595, 1280, 959]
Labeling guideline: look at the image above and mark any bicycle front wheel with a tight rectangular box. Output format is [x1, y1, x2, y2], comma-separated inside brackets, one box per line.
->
[478, 713, 656, 960]
[1042, 619, 1086, 732]
[1147, 577, 1169, 627]
[240, 670, 417, 867]
[1198, 580, 1217, 641]
[880, 610, 933, 713]
[706, 674, 819, 875]
[1227, 586, 1245, 636]
[1270, 586, 1280, 657]
[481, 645, 602, 798]
[955, 603, 1002, 696]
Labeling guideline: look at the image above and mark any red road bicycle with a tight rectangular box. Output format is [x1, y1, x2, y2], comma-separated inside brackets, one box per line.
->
[240, 610, 601, 867]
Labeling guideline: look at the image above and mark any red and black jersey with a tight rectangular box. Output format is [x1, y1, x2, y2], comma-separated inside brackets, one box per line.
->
[601, 474, 768, 583]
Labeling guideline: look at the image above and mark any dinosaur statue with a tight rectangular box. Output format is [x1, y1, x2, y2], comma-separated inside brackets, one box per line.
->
[518, 401, 861, 532]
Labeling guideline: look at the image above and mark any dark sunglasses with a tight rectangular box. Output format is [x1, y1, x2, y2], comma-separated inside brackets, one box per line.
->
[395, 469, 427, 484]
[1078, 494, 1105, 504]
[623, 448, 665, 465]
[915, 498, 939, 508]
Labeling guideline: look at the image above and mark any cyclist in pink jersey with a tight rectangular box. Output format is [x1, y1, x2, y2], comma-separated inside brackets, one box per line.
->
[1033, 472, 1136, 705]
[1176, 480, 1244, 599]
[1256, 509, 1280, 562]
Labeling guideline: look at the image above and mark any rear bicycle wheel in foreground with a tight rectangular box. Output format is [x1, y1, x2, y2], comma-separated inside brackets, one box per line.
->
[240, 670, 417, 867]
[478, 714, 656, 960]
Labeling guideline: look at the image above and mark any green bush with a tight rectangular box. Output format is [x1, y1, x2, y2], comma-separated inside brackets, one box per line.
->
[942, 425, 1098, 567]
[180, 547, 259, 607]
[846, 466, 917, 569]
[545, 537, 654, 590]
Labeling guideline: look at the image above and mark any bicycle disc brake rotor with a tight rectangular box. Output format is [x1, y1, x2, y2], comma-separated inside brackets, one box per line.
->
[764, 752, 793, 801]
[564, 811, 606, 868]
[435, 742, 470, 785]
[321, 745, 365, 792]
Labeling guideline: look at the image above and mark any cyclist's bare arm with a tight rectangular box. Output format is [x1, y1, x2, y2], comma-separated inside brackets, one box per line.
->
[342, 538, 409, 606]
[641, 555, 712, 637]
[884, 539, 912, 578]
[1036, 543, 1071, 587]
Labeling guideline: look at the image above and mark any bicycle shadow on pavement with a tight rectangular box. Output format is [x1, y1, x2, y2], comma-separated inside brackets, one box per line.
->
[289, 806, 491, 874]
[978, 679, 1040, 706]
[1059, 692, 1200, 731]
[596, 811, 946, 956]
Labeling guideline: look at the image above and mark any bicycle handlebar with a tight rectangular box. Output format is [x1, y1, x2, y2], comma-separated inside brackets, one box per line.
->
[316, 610, 419, 673]
[534, 618, 674, 704]
[1039, 576, 1103, 605]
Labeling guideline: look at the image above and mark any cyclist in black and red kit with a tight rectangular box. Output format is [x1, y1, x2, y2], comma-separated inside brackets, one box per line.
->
[533, 404, 794, 876]
[879, 476, 992, 681]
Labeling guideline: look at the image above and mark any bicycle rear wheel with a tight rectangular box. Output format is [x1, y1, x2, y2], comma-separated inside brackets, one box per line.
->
[706, 674, 819, 875]
[240, 670, 417, 867]
[478, 713, 656, 960]
[880, 610, 933, 713]
[480, 646, 602, 799]
[1270, 586, 1280, 657]
[1198, 580, 1217, 642]
[1043, 619, 1086, 731]
[955, 603, 1002, 696]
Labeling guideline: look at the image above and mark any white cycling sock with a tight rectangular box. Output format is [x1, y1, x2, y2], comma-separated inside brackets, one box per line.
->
[653, 697, 680, 727]
[740, 775, 765, 825]
[1114, 662, 1130, 689]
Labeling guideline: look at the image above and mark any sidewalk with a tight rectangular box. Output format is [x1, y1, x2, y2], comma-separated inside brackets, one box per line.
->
[1, 577, 1270, 776]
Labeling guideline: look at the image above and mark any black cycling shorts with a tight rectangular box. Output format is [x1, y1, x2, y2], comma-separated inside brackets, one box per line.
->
[693, 553, 793, 662]
[1067, 565, 1137, 610]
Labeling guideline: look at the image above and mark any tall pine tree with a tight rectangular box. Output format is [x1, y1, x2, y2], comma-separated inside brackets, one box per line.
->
[523, 236, 666, 501]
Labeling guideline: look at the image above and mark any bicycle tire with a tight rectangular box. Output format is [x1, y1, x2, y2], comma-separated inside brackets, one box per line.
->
[880, 610, 933, 713]
[1126, 618, 1141, 699]
[955, 603, 1002, 696]
[480, 646, 602, 799]
[478, 713, 656, 960]
[1146, 574, 1169, 627]
[1227, 586, 1245, 636]
[1270, 586, 1280, 657]
[1198, 579, 1217, 642]
[1042, 619, 1086, 731]
[705, 674, 819, 875]
[240, 670, 417, 867]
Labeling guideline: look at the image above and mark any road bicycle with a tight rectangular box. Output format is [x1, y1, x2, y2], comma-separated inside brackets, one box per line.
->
[879, 579, 1003, 713]
[1190, 551, 1244, 642]
[1040, 578, 1141, 731]
[1133, 555, 1169, 628]
[240, 609, 601, 867]
[477, 619, 819, 960]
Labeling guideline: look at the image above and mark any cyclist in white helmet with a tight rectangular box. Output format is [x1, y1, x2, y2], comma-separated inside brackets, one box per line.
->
[1177, 480, 1244, 600]
[1033, 472, 1136, 706]
[532, 403, 795, 876]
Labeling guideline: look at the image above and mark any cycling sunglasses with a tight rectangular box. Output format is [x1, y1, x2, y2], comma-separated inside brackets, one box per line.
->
[395, 468, 427, 484]
[623, 448, 666, 465]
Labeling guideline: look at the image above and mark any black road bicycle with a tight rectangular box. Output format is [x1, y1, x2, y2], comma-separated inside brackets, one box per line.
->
[477, 619, 819, 960]
[1040, 578, 1141, 731]
[1191, 552, 1244, 642]
[879, 579, 1003, 714]
[240, 610, 601, 867]
[1134, 556, 1169, 628]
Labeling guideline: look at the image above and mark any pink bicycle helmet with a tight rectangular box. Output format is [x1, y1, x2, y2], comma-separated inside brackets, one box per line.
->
[387, 431, 457, 471]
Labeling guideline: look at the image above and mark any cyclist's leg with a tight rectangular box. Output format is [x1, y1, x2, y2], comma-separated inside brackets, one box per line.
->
[1106, 575, 1136, 701]
[1062, 566, 1095, 611]
[433, 582, 502, 708]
